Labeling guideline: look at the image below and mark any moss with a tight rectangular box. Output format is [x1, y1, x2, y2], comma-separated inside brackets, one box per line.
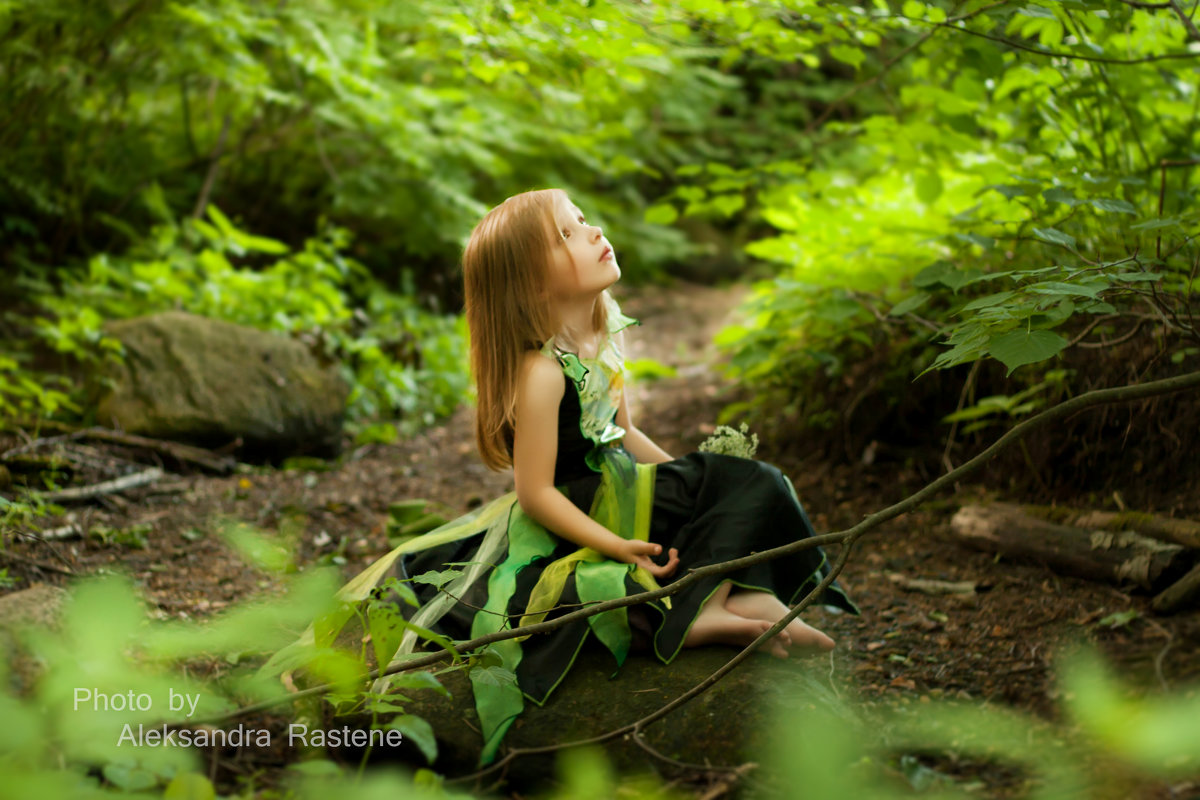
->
[1023, 504, 1075, 524]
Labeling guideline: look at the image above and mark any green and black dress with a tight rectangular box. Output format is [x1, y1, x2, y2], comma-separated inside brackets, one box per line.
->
[308, 295, 856, 766]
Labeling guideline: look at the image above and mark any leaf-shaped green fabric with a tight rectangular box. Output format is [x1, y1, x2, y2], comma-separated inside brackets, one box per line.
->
[558, 352, 590, 385]
[469, 505, 558, 766]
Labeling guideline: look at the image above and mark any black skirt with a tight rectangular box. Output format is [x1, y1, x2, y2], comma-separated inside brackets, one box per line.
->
[395, 450, 858, 705]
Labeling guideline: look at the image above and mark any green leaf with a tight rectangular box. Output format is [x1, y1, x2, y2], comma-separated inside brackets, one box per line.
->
[644, 204, 678, 225]
[1110, 272, 1162, 283]
[386, 715, 438, 764]
[391, 671, 452, 698]
[1090, 198, 1136, 215]
[411, 568, 463, 591]
[962, 291, 1015, 311]
[988, 330, 1069, 375]
[164, 773, 216, 800]
[368, 603, 406, 673]
[953, 232, 995, 249]
[388, 500, 430, 525]
[626, 358, 678, 380]
[915, 172, 943, 204]
[913, 261, 955, 288]
[1043, 187, 1079, 206]
[1033, 227, 1077, 250]
[1097, 609, 1140, 629]
[102, 763, 158, 791]
[1129, 217, 1181, 231]
[1027, 281, 1104, 298]
[469, 664, 518, 689]
[830, 44, 865, 70]
[889, 293, 930, 317]
[710, 194, 745, 218]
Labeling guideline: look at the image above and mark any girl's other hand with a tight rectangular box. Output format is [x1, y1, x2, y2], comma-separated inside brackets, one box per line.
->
[617, 540, 679, 579]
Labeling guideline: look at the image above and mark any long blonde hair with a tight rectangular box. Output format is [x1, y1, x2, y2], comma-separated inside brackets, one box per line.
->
[463, 188, 610, 471]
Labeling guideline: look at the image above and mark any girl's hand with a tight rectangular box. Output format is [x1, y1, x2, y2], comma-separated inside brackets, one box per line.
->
[615, 540, 679, 579]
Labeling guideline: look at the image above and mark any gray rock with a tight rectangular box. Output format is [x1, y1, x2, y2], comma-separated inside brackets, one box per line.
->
[95, 311, 348, 461]
[0, 583, 69, 694]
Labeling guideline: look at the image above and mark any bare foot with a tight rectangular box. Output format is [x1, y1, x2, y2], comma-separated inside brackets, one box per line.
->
[683, 606, 790, 659]
[725, 590, 835, 652]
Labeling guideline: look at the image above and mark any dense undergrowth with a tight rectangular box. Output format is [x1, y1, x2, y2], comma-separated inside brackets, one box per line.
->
[4, 0, 1200, 796]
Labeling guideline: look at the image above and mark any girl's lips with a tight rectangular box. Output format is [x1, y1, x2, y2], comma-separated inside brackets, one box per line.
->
[600, 246, 613, 261]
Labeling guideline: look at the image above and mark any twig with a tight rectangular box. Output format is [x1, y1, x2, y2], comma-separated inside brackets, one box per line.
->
[942, 360, 981, 474]
[1168, 0, 1200, 41]
[33, 467, 164, 503]
[0, 548, 75, 576]
[630, 729, 744, 774]
[1158, 159, 1200, 260]
[1, 427, 235, 475]
[935, 22, 1200, 64]
[1076, 319, 1147, 349]
[191, 113, 232, 219]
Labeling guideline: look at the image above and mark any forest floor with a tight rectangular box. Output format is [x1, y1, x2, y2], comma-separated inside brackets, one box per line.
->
[3, 281, 1199, 799]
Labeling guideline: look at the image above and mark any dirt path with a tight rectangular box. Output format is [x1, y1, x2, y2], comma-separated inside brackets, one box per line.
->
[4, 280, 1199, 797]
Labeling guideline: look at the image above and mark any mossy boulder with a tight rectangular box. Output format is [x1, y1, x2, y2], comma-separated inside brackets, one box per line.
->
[317, 641, 839, 791]
[95, 311, 348, 461]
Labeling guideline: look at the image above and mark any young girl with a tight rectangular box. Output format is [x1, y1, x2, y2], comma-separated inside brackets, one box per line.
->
[315, 188, 856, 766]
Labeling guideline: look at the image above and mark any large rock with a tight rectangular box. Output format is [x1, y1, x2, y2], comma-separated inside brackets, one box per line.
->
[317, 640, 842, 791]
[0, 583, 70, 694]
[95, 312, 348, 460]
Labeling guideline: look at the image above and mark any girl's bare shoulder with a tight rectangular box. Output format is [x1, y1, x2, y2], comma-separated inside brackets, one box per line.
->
[518, 349, 566, 399]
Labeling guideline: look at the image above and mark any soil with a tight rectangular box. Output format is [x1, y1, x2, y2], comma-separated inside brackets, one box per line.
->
[1, 281, 1198, 798]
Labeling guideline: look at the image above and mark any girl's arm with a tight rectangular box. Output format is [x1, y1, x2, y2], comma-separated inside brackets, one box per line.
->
[513, 352, 678, 578]
[613, 330, 674, 464]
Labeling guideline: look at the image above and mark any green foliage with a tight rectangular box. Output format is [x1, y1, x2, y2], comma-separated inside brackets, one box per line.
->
[696, 0, 1200, 424]
[755, 644, 1200, 798]
[0, 0, 737, 282]
[15, 207, 467, 434]
[0, 519, 489, 797]
[942, 370, 1071, 434]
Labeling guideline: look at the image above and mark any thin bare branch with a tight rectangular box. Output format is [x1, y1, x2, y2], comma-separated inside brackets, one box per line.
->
[192, 368, 1200, 739]
[936, 22, 1200, 63]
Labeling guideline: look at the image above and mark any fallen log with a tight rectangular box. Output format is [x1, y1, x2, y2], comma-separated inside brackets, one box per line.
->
[1152, 563, 1200, 614]
[950, 503, 1196, 593]
[1024, 506, 1200, 550]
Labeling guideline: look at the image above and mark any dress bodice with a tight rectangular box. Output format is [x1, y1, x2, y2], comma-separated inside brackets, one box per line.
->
[541, 294, 640, 484]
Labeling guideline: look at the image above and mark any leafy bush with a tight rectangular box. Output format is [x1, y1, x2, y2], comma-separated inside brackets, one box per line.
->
[11, 206, 468, 436]
[700, 1, 1199, 440]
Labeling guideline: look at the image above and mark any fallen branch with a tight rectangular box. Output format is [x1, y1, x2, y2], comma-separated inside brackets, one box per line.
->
[36, 524, 84, 541]
[887, 572, 979, 596]
[2, 427, 234, 475]
[34, 467, 164, 503]
[1152, 563, 1200, 614]
[0, 549, 75, 577]
[190, 368, 1200, 771]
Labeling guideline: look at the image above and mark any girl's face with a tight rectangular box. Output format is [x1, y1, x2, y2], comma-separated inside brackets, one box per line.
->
[548, 195, 620, 298]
